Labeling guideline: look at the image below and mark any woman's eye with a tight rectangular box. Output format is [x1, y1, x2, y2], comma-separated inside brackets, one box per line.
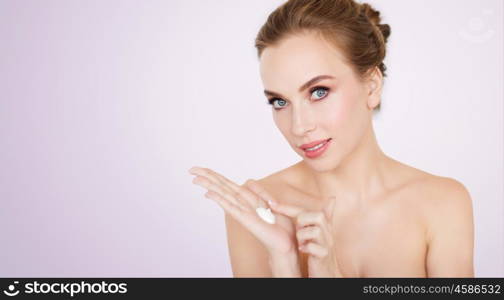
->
[270, 99, 288, 110]
[311, 86, 329, 100]
[267, 86, 329, 110]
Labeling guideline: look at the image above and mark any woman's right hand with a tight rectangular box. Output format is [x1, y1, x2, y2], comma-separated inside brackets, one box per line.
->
[189, 167, 297, 255]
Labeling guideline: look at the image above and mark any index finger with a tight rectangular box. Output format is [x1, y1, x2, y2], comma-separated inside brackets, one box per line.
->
[322, 196, 337, 222]
[190, 167, 261, 208]
[245, 180, 305, 218]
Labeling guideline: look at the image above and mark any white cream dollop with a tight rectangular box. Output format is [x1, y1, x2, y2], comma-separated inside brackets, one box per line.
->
[256, 207, 276, 224]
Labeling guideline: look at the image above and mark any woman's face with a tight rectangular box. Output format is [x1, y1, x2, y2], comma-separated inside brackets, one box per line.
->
[259, 31, 381, 172]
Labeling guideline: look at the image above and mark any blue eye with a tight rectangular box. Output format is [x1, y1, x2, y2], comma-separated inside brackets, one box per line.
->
[269, 98, 287, 110]
[266, 86, 330, 111]
[311, 86, 329, 100]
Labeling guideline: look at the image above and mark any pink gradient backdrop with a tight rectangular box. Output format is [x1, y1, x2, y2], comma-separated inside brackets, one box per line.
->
[1, 0, 502, 277]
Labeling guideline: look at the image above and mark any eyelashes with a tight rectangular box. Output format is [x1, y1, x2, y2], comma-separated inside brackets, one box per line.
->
[268, 98, 287, 108]
[267, 86, 330, 110]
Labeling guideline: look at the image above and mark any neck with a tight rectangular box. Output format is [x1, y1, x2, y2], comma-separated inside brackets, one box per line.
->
[302, 125, 391, 205]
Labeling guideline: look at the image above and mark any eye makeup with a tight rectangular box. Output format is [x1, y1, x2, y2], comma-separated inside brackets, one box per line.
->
[266, 85, 331, 110]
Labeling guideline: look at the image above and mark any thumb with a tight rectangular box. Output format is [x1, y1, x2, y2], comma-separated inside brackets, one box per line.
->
[269, 200, 304, 218]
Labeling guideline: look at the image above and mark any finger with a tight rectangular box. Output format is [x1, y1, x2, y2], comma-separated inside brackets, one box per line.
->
[243, 179, 277, 207]
[208, 173, 262, 209]
[208, 168, 241, 191]
[190, 167, 232, 189]
[189, 167, 235, 195]
[270, 201, 306, 218]
[323, 197, 337, 222]
[299, 242, 329, 259]
[205, 190, 243, 219]
[296, 225, 323, 244]
[189, 167, 237, 203]
[190, 167, 258, 208]
[211, 175, 262, 208]
[236, 183, 263, 208]
[246, 180, 305, 217]
[193, 175, 248, 211]
[295, 211, 327, 230]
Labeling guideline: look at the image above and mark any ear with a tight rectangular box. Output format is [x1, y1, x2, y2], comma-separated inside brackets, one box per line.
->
[365, 66, 383, 110]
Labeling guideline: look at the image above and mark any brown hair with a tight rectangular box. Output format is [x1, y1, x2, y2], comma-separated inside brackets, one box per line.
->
[254, 0, 391, 111]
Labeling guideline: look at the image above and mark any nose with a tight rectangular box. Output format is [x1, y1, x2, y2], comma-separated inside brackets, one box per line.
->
[290, 103, 316, 137]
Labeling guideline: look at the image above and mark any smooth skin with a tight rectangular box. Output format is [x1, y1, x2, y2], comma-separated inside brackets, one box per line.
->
[190, 30, 474, 277]
[190, 167, 342, 277]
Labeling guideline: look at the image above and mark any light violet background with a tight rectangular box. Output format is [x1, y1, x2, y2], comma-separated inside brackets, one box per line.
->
[0, 0, 502, 277]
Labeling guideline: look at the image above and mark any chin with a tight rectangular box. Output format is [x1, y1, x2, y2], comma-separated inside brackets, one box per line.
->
[301, 154, 340, 173]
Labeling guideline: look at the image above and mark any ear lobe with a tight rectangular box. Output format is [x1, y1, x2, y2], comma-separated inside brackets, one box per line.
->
[367, 95, 380, 110]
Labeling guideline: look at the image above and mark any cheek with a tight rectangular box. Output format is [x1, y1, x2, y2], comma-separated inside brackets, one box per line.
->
[319, 90, 366, 148]
[316, 94, 349, 132]
[272, 112, 290, 136]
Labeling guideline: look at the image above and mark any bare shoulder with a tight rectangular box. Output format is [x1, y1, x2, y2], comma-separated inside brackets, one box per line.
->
[424, 175, 473, 220]
[409, 172, 473, 210]
[401, 169, 474, 241]
[389, 160, 472, 207]
[405, 172, 475, 276]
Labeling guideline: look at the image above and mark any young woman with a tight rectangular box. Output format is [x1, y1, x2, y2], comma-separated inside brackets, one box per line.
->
[189, 0, 474, 278]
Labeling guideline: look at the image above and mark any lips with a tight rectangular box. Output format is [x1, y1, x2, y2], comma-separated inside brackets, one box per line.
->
[299, 138, 332, 150]
[300, 138, 332, 159]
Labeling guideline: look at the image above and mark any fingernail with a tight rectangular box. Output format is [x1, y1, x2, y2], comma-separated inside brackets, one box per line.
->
[188, 167, 197, 174]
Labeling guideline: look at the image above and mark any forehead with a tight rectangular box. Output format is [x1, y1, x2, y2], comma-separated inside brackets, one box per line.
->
[259, 32, 352, 89]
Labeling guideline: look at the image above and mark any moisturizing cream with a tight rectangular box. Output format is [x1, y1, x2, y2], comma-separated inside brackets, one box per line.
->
[256, 207, 275, 224]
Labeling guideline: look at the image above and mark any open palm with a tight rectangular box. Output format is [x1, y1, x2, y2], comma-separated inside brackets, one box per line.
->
[189, 167, 296, 254]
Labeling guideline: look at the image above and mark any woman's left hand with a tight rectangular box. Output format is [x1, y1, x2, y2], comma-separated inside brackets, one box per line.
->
[268, 198, 344, 278]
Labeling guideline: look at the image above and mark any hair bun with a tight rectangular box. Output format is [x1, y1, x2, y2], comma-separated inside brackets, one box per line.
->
[360, 3, 391, 43]
[360, 3, 380, 24]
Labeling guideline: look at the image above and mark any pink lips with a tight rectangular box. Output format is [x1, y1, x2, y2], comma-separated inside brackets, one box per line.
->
[300, 138, 332, 159]
[299, 138, 330, 150]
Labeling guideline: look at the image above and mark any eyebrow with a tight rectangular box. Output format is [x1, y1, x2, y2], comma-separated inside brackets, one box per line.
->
[263, 74, 335, 98]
